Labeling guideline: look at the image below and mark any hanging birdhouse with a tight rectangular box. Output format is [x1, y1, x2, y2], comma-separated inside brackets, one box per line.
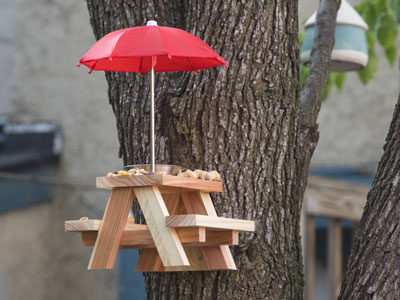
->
[65, 166, 255, 272]
[300, 0, 369, 72]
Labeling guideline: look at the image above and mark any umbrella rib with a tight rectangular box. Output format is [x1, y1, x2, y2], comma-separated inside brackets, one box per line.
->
[89, 61, 98, 74]
[187, 57, 198, 75]
[109, 31, 126, 60]
[158, 27, 171, 58]
[187, 57, 195, 71]
[139, 57, 143, 74]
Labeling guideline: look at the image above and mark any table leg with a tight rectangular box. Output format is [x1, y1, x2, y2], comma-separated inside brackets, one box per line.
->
[186, 192, 236, 270]
[134, 186, 189, 267]
[88, 187, 134, 269]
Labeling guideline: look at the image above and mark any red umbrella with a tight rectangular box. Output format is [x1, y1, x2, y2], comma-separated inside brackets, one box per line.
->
[78, 20, 228, 172]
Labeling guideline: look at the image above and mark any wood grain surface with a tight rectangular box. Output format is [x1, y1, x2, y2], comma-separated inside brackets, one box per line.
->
[166, 214, 255, 232]
[134, 186, 189, 267]
[88, 187, 134, 270]
[96, 174, 222, 193]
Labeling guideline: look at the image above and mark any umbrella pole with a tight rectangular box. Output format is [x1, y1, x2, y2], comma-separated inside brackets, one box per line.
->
[150, 65, 155, 173]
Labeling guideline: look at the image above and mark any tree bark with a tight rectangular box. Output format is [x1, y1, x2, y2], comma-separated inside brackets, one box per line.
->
[339, 93, 400, 299]
[297, 0, 340, 205]
[86, 0, 303, 299]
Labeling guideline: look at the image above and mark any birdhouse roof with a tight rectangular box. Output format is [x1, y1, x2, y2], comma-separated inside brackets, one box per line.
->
[305, 0, 368, 30]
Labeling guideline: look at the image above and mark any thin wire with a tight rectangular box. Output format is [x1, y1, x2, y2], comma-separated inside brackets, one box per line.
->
[0, 171, 96, 190]
[0, 171, 108, 214]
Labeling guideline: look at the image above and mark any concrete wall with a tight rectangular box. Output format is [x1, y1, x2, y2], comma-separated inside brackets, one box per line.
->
[0, 0, 17, 114]
[0, 0, 122, 299]
[312, 56, 399, 167]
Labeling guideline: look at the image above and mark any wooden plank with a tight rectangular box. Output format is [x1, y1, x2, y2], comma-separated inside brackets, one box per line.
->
[81, 227, 205, 248]
[198, 192, 217, 214]
[162, 192, 185, 215]
[65, 219, 145, 232]
[304, 216, 315, 300]
[96, 174, 222, 193]
[83, 227, 236, 248]
[82, 230, 153, 249]
[166, 214, 255, 232]
[305, 176, 367, 222]
[97, 175, 162, 190]
[180, 192, 208, 215]
[201, 246, 235, 269]
[135, 246, 236, 272]
[306, 193, 365, 222]
[135, 248, 164, 272]
[307, 176, 370, 195]
[82, 232, 97, 246]
[88, 187, 134, 270]
[135, 248, 207, 272]
[161, 176, 222, 193]
[165, 247, 209, 271]
[328, 219, 342, 300]
[65, 219, 102, 231]
[119, 229, 236, 250]
[134, 186, 189, 267]
[177, 227, 206, 243]
[205, 229, 238, 246]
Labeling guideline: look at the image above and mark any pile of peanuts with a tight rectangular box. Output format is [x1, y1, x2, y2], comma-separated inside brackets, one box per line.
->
[106, 168, 220, 181]
[177, 169, 220, 181]
[106, 168, 166, 177]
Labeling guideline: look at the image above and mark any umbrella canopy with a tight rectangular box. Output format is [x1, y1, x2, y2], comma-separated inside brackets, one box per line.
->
[79, 22, 228, 73]
[78, 21, 227, 172]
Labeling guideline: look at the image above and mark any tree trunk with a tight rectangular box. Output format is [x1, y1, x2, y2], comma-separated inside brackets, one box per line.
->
[86, 0, 302, 298]
[339, 93, 400, 299]
[296, 0, 340, 239]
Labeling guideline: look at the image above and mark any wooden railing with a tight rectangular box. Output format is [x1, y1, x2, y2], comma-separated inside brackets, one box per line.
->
[302, 176, 369, 300]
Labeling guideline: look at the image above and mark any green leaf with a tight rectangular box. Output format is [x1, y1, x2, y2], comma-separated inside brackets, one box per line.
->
[298, 29, 305, 46]
[334, 72, 347, 90]
[322, 73, 334, 101]
[366, 30, 376, 52]
[357, 51, 379, 84]
[377, 8, 398, 47]
[366, 6, 379, 32]
[300, 65, 309, 88]
[356, 30, 378, 84]
[374, 0, 387, 15]
[358, 1, 379, 32]
[356, 1, 368, 16]
[384, 44, 397, 64]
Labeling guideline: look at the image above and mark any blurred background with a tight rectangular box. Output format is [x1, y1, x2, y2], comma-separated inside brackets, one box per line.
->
[0, 0, 398, 300]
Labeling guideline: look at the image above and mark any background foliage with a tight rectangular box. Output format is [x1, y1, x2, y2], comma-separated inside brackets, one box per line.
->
[300, 0, 400, 98]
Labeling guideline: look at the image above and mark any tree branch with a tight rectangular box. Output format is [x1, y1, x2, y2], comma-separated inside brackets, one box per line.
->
[296, 0, 340, 213]
[300, 0, 340, 129]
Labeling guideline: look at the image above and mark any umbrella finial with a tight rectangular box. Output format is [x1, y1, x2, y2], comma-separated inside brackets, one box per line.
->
[146, 20, 158, 26]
